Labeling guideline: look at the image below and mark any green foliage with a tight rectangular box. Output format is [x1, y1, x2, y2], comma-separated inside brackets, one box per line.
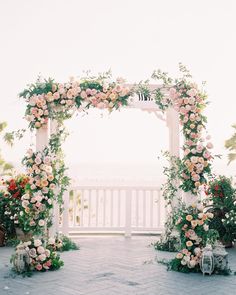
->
[4, 129, 26, 146]
[0, 190, 16, 239]
[225, 124, 236, 164]
[57, 234, 79, 251]
[0, 121, 14, 176]
[161, 151, 182, 206]
[50, 252, 64, 270]
[153, 235, 180, 252]
[206, 175, 236, 243]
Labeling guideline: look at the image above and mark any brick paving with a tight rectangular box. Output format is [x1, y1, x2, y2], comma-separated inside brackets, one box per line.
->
[0, 236, 236, 295]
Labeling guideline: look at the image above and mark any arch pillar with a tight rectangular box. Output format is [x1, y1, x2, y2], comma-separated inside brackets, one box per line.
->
[166, 107, 181, 207]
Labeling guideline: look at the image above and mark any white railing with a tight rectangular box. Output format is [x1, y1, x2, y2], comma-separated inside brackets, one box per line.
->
[60, 184, 166, 236]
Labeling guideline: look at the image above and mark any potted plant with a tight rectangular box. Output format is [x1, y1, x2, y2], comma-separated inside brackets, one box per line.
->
[206, 176, 236, 247]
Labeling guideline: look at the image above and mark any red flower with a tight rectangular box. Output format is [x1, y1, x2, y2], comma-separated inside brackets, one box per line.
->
[214, 185, 219, 191]
[13, 191, 20, 199]
[8, 180, 17, 191]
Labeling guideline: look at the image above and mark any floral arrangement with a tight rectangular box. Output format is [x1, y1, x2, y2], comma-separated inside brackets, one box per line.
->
[20, 74, 131, 130]
[205, 176, 236, 245]
[16, 147, 59, 234]
[0, 175, 29, 239]
[12, 237, 64, 273]
[151, 66, 213, 194]
[169, 203, 214, 273]
[55, 234, 79, 251]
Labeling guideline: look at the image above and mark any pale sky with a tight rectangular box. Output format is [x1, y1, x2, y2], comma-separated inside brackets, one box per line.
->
[0, 0, 235, 180]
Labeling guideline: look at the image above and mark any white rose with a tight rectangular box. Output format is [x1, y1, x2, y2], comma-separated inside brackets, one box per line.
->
[22, 193, 30, 200]
[203, 224, 209, 231]
[38, 219, 45, 227]
[198, 213, 203, 219]
[29, 248, 37, 258]
[38, 254, 46, 261]
[34, 239, 42, 247]
[197, 203, 204, 212]
[37, 246, 45, 254]
[22, 200, 29, 208]
[181, 260, 187, 265]
[48, 237, 55, 245]
[45, 249, 51, 257]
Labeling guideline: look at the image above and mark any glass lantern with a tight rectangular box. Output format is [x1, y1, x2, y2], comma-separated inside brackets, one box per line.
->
[200, 244, 214, 275]
[13, 244, 30, 273]
[169, 229, 181, 251]
[213, 242, 229, 271]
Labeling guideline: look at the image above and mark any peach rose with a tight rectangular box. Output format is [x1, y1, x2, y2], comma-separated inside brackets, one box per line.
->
[186, 215, 193, 222]
[186, 241, 193, 247]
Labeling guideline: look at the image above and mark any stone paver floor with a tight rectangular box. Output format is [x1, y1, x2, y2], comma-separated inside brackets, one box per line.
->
[0, 236, 236, 295]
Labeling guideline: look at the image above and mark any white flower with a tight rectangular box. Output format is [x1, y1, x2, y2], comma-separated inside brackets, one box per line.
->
[194, 247, 201, 255]
[38, 254, 46, 261]
[22, 193, 30, 200]
[38, 219, 45, 227]
[22, 200, 29, 208]
[181, 259, 187, 265]
[197, 203, 204, 212]
[198, 213, 203, 219]
[48, 237, 55, 245]
[45, 249, 51, 257]
[37, 246, 45, 254]
[29, 248, 37, 258]
[203, 224, 209, 231]
[34, 239, 42, 247]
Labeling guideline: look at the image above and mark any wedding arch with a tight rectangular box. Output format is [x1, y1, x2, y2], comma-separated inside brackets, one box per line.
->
[18, 67, 213, 238]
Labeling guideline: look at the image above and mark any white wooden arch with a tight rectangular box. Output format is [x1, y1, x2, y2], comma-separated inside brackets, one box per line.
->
[35, 84, 180, 235]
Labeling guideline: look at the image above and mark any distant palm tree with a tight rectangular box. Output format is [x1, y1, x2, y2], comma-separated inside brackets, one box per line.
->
[225, 124, 236, 164]
[0, 122, 14, 176]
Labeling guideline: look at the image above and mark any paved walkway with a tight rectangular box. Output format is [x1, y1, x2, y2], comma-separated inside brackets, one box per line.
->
[0, 237, 236, 295]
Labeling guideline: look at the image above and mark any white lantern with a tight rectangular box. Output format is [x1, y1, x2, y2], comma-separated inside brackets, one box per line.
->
[13, 244, 30, 273]
[213, 242, 229, 271]
[200, 244, 214, 275]
[169, 229, 181, 251]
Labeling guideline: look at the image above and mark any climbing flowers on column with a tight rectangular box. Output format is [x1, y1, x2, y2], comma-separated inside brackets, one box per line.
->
[153, 68, 213, 194]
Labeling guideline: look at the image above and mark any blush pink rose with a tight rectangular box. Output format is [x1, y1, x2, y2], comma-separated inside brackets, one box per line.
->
[35, 264, 43, 271]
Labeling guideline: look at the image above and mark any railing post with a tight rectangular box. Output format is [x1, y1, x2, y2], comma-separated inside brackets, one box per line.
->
[62, 190, 70, 236]
[125, 189, 132, 238]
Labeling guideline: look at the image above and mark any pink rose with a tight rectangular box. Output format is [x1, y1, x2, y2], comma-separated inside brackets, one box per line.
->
[35, 157, 42, 165]
[35, 264, 43, 271]
[80, 91, 87, 99]
[37, 246, 45, 254]
[203, 151, 211, 159]
[206, 142, 213, 149]
[169, 88, 177, 98]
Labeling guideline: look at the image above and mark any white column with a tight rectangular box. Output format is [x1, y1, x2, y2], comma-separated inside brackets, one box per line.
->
[36, 124, 49, 238]
[62, 190, 70, 236]
[49, 120, 60, 237]
[166, 107, 181, 207]
[183, 192, 198, 206]
[166, 107, 180, 158]
[36, 125, 49, 152]
[166, 108, 198, 206]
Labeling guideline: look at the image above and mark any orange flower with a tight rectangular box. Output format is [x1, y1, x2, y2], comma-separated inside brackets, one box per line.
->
[25, 207, 30, 213]
[176, 253, 183, 259]
[41, 180, 49, 187]
[186, 241, 193, 247]
[198, 219, 204, 226]
[186, 215, 193, 222]
[191, 220, 198, 228]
